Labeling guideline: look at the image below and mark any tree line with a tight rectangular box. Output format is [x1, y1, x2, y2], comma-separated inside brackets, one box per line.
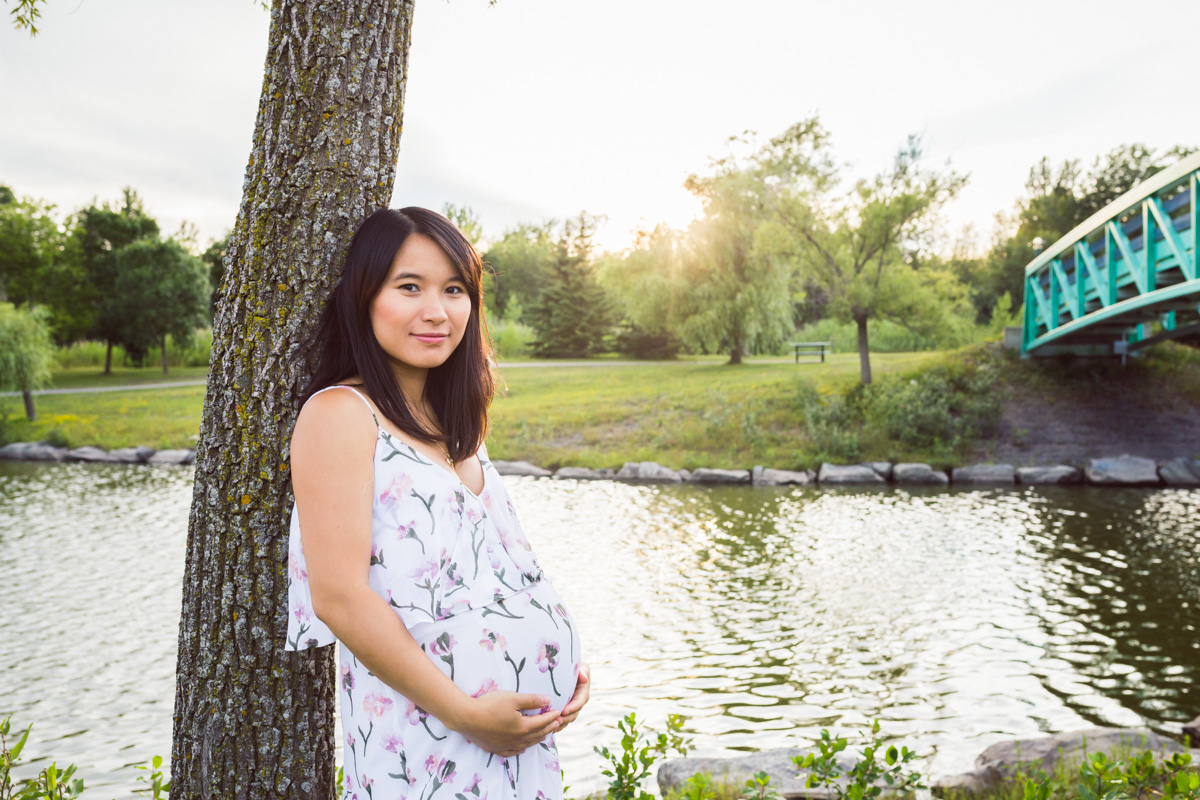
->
[477, 126, 1193, 383]
[0, 186, 214, 371]
[0, 134, 1191, 414]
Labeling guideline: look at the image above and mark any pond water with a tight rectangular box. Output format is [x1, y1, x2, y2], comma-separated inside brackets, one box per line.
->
[0, 462, 1197, 796]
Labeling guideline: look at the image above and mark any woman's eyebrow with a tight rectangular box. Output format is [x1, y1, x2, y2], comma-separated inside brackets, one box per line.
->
[393, 270, 466, 284]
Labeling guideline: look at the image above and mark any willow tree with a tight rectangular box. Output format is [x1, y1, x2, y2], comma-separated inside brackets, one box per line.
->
[680, 119, 833, 364]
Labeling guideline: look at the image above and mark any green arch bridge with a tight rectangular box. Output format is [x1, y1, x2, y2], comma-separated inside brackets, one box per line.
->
[1022, 152, 1200, 357]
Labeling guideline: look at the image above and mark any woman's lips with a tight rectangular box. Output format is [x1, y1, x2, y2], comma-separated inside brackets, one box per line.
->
[412, 333, 448, 344]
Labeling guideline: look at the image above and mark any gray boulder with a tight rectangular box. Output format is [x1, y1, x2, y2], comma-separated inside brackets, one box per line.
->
[67, 446, 117, 463]
[687, 468, 751, 485]
[1085, 455, 1160, 486]
[147, 449, 196, 466]
[0, 442, 38, 460]
[1017, 465, 1083, 485]
[1159, 458, 1200, 487]
[109, 446, 156, 463]
[677, 469, 691, 482]
[753, 466, 815, 486]
[893, 463, 949, 486]
[615, 461, 682, 483]
[864, 462, 893, 481]
[932, 728, 1185, 797]
[492, 460, 551, 478]
[817, 463, 885, 485]
[952, 464, 1015, 485]
[659, 747, 898, 800]
[553, 466, 606, 481]
[0, 442, 68, 461]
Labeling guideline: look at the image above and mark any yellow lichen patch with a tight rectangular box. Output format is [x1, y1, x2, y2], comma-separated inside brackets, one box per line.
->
[240, 494, 252, 505]
[277, 283, 287, 290]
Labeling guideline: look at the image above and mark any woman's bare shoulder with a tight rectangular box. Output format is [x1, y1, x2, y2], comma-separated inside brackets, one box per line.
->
[292, 387, 377, 461]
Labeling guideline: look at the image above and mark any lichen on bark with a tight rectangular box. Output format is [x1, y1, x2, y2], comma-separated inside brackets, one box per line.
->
[170, 2, 415, 798]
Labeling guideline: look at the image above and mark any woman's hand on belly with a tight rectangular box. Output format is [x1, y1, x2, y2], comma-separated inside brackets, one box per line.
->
[556, 661, 591, 732]
[453, 690, 562, 758]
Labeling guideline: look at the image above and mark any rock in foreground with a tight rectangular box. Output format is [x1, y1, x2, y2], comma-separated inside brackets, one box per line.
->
[659, 747, 897, 800]
[932, 728, 1186, 796]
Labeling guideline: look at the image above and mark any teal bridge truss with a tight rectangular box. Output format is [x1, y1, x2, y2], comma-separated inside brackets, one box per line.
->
[1022, 152, 1200, 357]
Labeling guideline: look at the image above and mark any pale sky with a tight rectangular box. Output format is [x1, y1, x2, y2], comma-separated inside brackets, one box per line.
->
[3, 0, 1198, 254]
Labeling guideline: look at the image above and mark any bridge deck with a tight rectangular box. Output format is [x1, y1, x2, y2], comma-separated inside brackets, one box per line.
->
[1022, 152, 1200, 357]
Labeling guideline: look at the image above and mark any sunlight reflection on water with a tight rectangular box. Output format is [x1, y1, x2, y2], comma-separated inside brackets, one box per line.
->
[1, 463, 1196, 795]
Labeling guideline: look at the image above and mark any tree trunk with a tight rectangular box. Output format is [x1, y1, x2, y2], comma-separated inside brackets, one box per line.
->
[170, 3, 414, 798]
[104, 340, 113, 375]
[161, 334, 169, 375]
[22, 390, 35, 421]
[856, 314, 872, 384]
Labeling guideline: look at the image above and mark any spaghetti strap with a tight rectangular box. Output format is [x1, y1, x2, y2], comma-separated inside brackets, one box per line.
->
[308, 384, 379, 428]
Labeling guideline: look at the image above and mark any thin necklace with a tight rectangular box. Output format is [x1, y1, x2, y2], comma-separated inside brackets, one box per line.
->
[438, 440, 454, 468]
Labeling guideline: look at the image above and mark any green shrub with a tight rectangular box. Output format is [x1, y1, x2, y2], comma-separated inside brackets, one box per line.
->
[614, 326, 681, 360]
[490, 318, 536, 360]
[796, 383, 863, 462]
[864, 357, 1001, 457]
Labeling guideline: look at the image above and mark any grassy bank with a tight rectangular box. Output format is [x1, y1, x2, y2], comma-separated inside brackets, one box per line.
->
[4, 343, 1199, 469]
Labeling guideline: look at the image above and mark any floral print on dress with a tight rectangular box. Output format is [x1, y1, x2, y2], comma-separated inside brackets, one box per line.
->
[284, 385, 581, 800]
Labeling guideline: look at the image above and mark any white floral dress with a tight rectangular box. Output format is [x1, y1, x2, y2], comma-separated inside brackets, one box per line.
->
[285, 385, 581, 800]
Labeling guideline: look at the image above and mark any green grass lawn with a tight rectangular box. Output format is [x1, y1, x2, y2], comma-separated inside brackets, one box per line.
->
[2, 352, 937, 467]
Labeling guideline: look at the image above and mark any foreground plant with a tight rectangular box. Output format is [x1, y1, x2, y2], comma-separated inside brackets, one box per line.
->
[794, 719, 926, 800]
[596, 712, 691, 800]
[0, 716, 84, 800]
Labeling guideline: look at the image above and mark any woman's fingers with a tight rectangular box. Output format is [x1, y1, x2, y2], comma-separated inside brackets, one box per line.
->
[558, 662, 592, 726]
[513, 693, 552, 711]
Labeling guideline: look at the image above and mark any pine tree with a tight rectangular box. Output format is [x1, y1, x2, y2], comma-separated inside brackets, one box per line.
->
[527, 215, 613, 358]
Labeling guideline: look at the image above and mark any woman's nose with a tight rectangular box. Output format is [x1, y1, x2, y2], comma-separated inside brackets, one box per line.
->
[421, 295, 448, 323]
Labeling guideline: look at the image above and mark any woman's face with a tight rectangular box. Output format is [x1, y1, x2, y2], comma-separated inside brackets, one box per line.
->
[370, 232, 472, 374]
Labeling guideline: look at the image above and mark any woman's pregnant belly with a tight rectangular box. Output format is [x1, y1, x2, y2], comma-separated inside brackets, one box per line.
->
[420, 580, 581, 715]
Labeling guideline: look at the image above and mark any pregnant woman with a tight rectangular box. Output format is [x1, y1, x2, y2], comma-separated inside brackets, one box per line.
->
[284, 207, 590, 800]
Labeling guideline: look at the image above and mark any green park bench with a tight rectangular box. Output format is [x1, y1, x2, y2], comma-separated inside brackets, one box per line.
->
[789, 341, 831, 364]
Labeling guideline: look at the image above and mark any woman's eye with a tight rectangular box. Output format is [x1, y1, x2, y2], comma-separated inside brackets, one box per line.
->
[446, 286, 465, 295]
[399, 283, 419, 292]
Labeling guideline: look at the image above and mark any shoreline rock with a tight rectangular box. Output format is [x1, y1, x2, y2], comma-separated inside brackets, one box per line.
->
[3, 442, 1198, 493]
[894, 463, 949, 486]
[1085, 455, 1160, 486]
[953, 464, 1015, 485]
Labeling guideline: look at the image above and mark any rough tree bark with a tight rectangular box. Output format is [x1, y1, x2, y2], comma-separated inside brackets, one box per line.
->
[171, 3, 414, 798]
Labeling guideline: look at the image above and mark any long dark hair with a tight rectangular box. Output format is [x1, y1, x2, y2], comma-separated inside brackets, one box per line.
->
[301, 207, 494, 462]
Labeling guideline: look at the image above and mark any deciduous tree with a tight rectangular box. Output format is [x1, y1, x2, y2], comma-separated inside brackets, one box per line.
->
[769, 129, 966, 383]
[75, 189, 161, 372]
[112, 236, 211, 372]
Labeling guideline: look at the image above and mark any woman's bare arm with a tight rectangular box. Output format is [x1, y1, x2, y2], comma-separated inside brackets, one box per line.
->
[291, 390, 561, 756]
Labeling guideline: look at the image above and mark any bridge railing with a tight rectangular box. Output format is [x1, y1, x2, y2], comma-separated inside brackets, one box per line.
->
[1022, 152, 1200, 355]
